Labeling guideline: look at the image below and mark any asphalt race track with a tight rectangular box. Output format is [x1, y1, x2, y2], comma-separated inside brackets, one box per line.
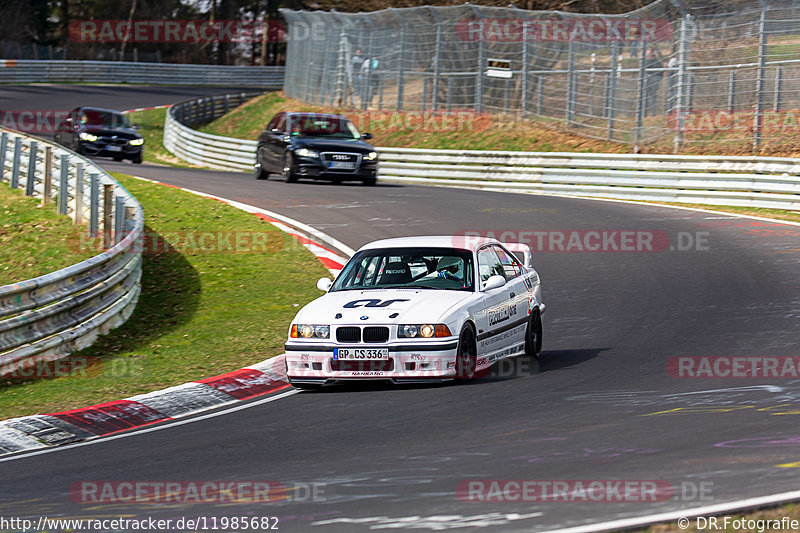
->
[2, 86, 800, 532]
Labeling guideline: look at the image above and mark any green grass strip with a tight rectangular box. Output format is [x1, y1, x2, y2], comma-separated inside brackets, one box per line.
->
[0, 184, 101, 285]
[0, 172, 329, 418]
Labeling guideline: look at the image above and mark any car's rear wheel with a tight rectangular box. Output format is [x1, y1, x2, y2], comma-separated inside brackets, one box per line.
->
[282, 152, 297, 183]
[455, 325, 477, 381]
[524, 309, 543, 358]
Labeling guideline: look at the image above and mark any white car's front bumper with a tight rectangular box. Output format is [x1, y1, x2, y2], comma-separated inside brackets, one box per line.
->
[284, 339, 459, 384]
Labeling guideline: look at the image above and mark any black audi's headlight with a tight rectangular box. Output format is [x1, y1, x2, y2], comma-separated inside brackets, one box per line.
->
[295, 148, 319, 158]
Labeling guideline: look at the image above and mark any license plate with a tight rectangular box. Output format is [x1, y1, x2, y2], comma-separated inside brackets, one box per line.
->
[106, 145, 122, 152]
[333, 348, 389, 360]
[328, 161, 355, 169]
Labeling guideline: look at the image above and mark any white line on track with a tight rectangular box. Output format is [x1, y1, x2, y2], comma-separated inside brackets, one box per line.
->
[0, 389, 299, 464]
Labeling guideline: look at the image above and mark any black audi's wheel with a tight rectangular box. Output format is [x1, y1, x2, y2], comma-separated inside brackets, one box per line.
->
[254, 148, 269, 179]
[362, 176, 377, 186]
[455, 325, 477, 381]
[525, 309, 543, 358]
[282, 152, 297, 183]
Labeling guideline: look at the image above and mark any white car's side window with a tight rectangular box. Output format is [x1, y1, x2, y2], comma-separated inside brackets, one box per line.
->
[492, 246, 522, 280]
[477, 248, 504, 282]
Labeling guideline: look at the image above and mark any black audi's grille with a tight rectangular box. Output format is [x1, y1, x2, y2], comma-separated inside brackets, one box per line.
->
[363, 326, 389, 343]
[336, 327, 361, 343]
[322, 153, 358, 162]
[330, 358, 394, 372]
[98, 137, 130, 145]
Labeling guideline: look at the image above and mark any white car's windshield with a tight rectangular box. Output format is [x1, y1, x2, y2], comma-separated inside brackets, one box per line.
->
[331, 247, 474, 292]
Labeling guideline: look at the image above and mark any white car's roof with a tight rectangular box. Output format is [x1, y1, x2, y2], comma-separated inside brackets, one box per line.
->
[358, 235, 503, 253]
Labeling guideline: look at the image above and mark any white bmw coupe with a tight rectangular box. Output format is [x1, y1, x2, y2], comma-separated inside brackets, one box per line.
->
[284, 236, 544, 389]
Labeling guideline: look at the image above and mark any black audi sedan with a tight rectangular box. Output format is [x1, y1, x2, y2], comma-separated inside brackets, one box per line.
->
[254, 112, 378, 185]
[55, 107, 144, 164]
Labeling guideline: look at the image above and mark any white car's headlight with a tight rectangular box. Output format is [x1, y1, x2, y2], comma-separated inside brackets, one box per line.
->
[364, 151, 378, 161]
[291, 324, 330, 339]
[295, 148, 319, 158]
[398, 324, 452, 338]
[129, 138, 144, 146]
[79, 132, 98, 142]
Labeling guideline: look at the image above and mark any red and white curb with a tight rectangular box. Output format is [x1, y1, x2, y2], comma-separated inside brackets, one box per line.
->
[122, 104, 171, 113]
[0, 180, 354, 457]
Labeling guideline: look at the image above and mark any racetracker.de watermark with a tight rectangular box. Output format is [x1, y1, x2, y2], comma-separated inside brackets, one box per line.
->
[456, 480, 712, 502]
[69, 20, 286, 43]
[0, 110, 69, 134]
[1, 356, 148, 380]
[70, 481, 325, 504]
[454, 230, 710, 252]
[669, 109, 800, 133]
[69, 231, 285, 255]
[667, 356, 800, 378]
[455, 18, 673, 42]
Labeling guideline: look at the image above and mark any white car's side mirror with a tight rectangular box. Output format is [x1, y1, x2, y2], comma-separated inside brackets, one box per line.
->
[316, 277, 333, 292]
[482, 275, 506, 292]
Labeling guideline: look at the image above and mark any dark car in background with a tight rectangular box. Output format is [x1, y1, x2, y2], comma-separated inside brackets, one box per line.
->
[55, 107, 144, 164]
[254, 112, 378, 185]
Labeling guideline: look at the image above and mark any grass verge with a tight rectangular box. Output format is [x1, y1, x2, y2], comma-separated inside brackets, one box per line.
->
[0, 172, 329, 418]
[199, 91, 631, 153]
[124, 107, 205, 168]
[0, 183, 101, 285]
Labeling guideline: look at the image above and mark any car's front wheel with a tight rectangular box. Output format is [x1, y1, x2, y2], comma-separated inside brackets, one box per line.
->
[455, 325, 477, 381]
[524, 309, 543, 358]
[282, 152, 298, 183]
[254, 147, 269, 179]
[362, 176, 377, 186]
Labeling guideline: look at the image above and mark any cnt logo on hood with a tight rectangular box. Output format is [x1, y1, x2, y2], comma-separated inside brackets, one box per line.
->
[343, 299, 410, 309]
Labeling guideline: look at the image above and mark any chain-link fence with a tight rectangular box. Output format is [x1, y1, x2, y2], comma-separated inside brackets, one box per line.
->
[280, 1, 800, 152]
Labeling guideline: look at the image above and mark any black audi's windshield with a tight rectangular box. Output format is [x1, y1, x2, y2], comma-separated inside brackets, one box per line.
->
[331, 247, 475, 292]
[80, 109, 131, 129]
[288, 115, 361, 139]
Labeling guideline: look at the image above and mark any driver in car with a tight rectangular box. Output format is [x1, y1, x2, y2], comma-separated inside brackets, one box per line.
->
[436, 256, 463, 281]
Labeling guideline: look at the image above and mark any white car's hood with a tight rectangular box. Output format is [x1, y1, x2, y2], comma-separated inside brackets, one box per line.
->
[295, 288, 474, 324]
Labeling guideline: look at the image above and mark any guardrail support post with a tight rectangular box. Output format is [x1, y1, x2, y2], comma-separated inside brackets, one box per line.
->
[565, 40, 576, 127]
[633, 40, 648, 149]
[773, 65, 782, 112]
[0, 132, 8, 182]
[114, 196, 124, 245]
[476, 38, 485, 113]
[754, 9, 768, 148]
[58, 154, 69, 214]
[521, 21, 530, 117]
[432, 22, 442, 113]
[397, 24, 406, 111]
[103, 184, 113, 249]
[124, 206, 136, 235]
[536, 74, 544, 115]
[728, 70, 737, 113]
[10, 137, 22, 189]
[25, 141, 37, 196]
[89, 174, 99, 237]
[673, 15, 690, 152]
[42, 146, 52, 204]
[74, 162, 84, 224]
[607, 42, 618, 140]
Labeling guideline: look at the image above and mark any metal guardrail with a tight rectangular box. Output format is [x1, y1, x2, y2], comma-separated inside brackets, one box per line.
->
[163, 93, 261, 172]
[0, 59, 284, 86]
[0, 128, 144, 377]
[162, 93, 800, 211]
